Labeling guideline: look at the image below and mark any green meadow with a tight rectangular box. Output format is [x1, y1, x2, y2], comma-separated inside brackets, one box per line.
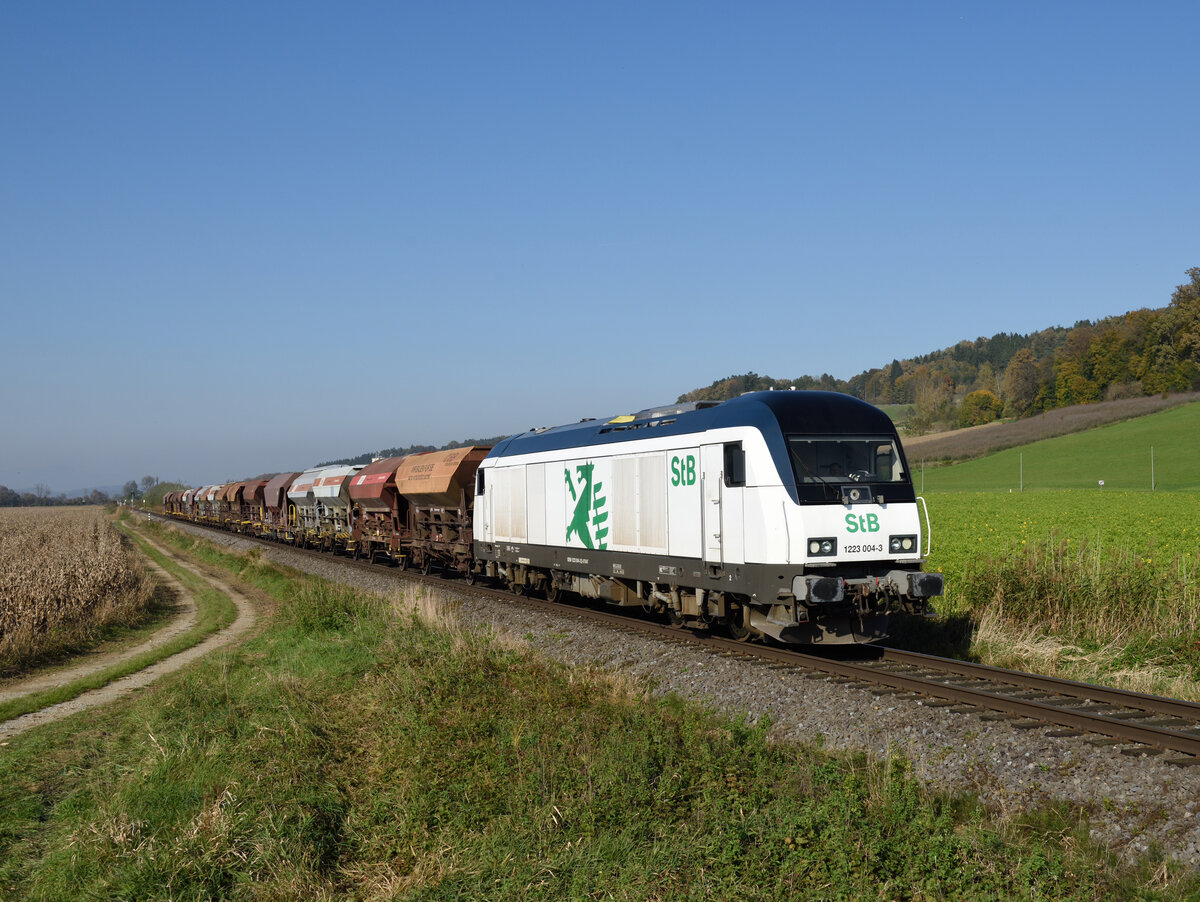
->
[913, 401, 1200, 493]
[915, 402, 1200, 595]
[926, 490, 1200, 602]
[906, 402, 1200, 693]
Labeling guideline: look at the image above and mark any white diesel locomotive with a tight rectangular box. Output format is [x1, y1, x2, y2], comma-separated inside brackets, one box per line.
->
[473, 391, 942, 643]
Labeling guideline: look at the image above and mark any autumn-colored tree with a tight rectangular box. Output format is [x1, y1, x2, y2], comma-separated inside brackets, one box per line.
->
[957, 389, 1003, 427]
[1001, 349, 1040, 417]
[1167, 267, 1200, 387]
[1053, 358, 1100, 406]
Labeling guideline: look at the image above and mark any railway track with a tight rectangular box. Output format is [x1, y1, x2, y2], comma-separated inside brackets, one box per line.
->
[151, 513, 1200, 763]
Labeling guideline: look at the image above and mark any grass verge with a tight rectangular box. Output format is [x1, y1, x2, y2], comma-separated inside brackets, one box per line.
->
[2, 531, 1198, 899]
[0, 526, 238, 723]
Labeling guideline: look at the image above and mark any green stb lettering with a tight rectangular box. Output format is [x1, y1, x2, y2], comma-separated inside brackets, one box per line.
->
[671, 455, 697, 487]
[845, 513, 881, 534]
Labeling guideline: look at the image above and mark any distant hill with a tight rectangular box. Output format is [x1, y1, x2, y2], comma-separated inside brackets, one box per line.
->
[680, 267, 1200, 436]
[323, 269, 1200, 469]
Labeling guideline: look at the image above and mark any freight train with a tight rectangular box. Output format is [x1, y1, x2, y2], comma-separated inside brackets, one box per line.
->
[163, 391, 942, 643]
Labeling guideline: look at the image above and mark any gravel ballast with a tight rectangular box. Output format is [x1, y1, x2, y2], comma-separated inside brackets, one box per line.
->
[166, 521, 1200, 869]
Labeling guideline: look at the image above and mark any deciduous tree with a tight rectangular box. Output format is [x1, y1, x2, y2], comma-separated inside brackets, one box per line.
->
[958, 390, 1003, 427]
[1001, 349, 1040, 417]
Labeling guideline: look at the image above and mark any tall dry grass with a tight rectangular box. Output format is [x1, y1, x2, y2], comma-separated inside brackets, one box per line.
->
[961, 533, 1200, 695]
[960, 534, 1200, 641]
[0, 508, 154, 673]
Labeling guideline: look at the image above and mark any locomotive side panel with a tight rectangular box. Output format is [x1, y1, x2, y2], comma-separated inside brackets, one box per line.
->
[666, 446, 701, 559]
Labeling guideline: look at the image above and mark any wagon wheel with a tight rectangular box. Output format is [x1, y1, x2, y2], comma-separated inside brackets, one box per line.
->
[421, 557, 433, 576]
[463, 567, 477, 586]
[397, 554, 409, 571]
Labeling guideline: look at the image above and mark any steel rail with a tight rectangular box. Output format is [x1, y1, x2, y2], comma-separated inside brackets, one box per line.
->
[876, 648, 1200, 721]
[771, 647, 1200, 759]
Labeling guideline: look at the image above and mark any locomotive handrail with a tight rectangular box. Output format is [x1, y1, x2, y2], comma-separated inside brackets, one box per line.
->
[917, 495, 932, 557]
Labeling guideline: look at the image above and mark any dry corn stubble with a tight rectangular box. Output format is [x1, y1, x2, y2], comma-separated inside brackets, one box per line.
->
[0, 508, 154, 672]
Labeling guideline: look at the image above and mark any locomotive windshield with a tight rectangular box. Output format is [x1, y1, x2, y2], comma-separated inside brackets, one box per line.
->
[787, 436, 913, 502]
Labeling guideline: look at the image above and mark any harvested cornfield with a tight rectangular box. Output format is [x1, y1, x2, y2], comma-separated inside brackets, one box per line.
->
[0, 508, 154, 673]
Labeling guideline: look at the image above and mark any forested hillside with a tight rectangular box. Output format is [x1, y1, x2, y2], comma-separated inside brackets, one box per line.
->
[680, 267, 1200, 434]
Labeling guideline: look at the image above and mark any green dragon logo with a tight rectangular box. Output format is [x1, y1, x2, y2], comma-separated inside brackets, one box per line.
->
[565, 462, 609, 550]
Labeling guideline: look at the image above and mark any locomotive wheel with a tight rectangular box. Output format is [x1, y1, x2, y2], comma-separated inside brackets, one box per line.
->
[509, 579, 526, 597]
[723, 616, 753, 642]
[543, 582, 560, 603]
[722, 602, 754, 642]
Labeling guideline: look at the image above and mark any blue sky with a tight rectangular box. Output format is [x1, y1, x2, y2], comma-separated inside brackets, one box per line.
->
[2, 2, 1198, 492]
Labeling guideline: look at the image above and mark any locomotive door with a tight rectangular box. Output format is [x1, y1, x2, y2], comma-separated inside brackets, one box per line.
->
[475, 467, 492, 543]
[701, 445, 724, 566]
[701, 443, 745, 568]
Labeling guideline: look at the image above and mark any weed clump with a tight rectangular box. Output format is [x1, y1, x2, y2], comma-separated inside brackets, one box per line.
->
[283, 580, 380, 634]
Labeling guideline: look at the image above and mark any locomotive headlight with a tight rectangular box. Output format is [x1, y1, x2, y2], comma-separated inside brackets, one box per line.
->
[808, 537, 837, 557]
[889, 534, 917, 554]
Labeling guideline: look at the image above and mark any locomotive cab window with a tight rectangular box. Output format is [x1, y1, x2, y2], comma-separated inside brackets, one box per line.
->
[476, 469, 485, 496]
[723, 442, 746, 487]
[787, 436, 911, 503]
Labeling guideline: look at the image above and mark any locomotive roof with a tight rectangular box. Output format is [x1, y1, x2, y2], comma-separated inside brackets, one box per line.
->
[487, 390, 897, 459]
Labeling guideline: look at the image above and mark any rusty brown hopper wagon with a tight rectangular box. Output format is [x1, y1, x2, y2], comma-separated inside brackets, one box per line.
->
[240, 479, 269, 531]
[394, 446, 489, 575]
[218, 483, 245, 529]
[347, 456, 407, 561]
[263, 472, 302, 539]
